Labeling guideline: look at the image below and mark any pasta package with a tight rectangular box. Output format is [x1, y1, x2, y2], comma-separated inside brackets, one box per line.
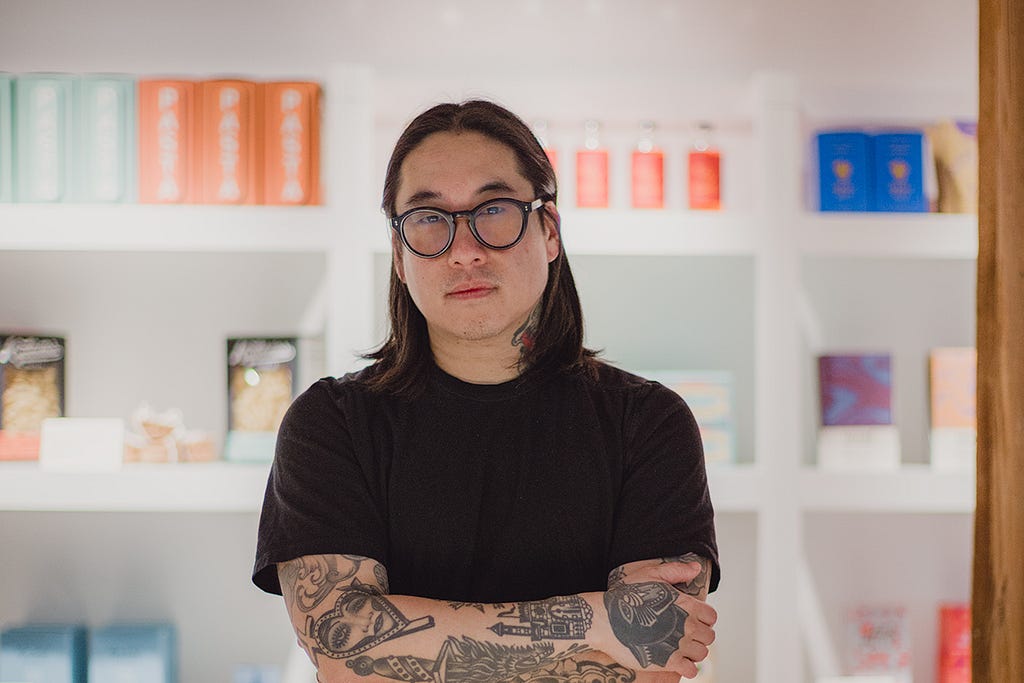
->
[225, 337, 297, 463]
[0, 335, 65, 460]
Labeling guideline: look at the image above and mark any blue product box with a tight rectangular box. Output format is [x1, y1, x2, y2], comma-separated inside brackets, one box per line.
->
[74, 75, 137, 202]
[0, 624, 87, 683]
[14, 74, 76, 202]
[0, 74, 12, 202]
[871, 131, 928, 212]
[88, 623, 177, 683]
[816, 131, 872, 212]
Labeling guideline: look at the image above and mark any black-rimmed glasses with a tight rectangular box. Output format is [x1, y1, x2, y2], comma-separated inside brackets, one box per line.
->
[389, 197, 544, 258]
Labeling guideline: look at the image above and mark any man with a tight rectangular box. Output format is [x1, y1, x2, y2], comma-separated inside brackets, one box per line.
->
[254, 100, 720, 682]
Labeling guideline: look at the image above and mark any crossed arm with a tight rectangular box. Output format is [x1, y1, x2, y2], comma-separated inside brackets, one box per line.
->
[277, 553, 716, 683]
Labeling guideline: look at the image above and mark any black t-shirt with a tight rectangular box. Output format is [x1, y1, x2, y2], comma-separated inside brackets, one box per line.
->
[253, 361, 720, 602]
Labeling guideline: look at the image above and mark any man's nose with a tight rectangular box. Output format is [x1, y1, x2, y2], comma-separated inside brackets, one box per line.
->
[447, 215, 487, 265]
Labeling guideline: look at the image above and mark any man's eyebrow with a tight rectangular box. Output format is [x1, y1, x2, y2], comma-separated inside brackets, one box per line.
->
[400, 181, 520, 209]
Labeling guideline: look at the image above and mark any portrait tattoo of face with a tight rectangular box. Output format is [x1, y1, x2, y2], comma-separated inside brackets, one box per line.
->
[603, 581, 689, 668]
[312, 582, 434, 658]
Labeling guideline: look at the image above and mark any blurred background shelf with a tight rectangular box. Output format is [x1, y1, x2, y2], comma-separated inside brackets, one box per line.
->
[799, 465, 975, 513]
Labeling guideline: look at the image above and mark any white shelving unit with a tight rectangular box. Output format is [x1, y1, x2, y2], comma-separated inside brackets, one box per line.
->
[0, 64, 976, 683]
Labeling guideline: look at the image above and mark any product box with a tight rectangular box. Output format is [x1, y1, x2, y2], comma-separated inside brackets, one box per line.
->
[225, 337, 297, 462]
[0, 334, 66, 461]
[74, 75, 136, 202]
[871, 132, 928, 212]
[0, 624, 87, 683]
[817, 354, 899, 470]
[576, 148, 609, 208]
[816, 131, 872, 212]
[88, 623, 177, 683]
[201, 79, 261, 205]
[937, 603, 970, 683]
[927, 120, 978, 214]
[15, 74, 76, 202]
[263, 81, 321, 205]
[631, 148, 664, 209]
[138, 80, 202, 203]
[648, 370, 736, 464]
[0, 73, 12, 202]
[929, 347, 976, 471]
[845, 605, 912, 681]
[688, 147, 721, 210]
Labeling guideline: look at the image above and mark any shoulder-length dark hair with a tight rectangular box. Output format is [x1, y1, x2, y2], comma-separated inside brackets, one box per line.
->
[361, 100, 597, 395]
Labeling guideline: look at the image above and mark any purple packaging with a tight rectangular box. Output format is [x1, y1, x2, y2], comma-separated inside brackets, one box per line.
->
[818, 354, 893, 426]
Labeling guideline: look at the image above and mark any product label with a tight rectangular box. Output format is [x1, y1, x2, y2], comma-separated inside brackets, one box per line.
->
[0, 336, 65, 368]
[228, 339, 297, 368]
[216, 87, 242, 202]
[688, 150, 720, 210]
[264, 82, 320, 205]
[631, 150, 664, 209]
[91, 84, 122, 201]
[576, 149, 609, 208]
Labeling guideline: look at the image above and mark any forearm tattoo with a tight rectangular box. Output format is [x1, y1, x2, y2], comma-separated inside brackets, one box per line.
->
[661, 553, 709, 598]
[604, 582, 688, 668]
[348, 639, 635, 682]
[309, 581, 435, 659]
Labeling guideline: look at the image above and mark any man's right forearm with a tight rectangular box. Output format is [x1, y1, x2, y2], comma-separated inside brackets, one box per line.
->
[278, 555, 708, 682]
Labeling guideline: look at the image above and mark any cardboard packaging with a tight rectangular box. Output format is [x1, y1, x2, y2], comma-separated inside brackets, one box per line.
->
[845, 605, 912, 681]
[929, 347, 976, 471]
[937, 604, 971, 683]
[688, 148, 721, 210]
[816, 131, 872, 212]
[871, 132, 928, 212]
[927, 120, 978, 214]
[632, 148, 664, 209]
[263, 81, 321, 205]
[15, 74, 75, 202]
[0, 73, 12, 202]
[817, 354, 899, 470]
[576, 148, 609, 208]
[0, 624, 87, 683]
[649, 370, 736, 464]
[0, 334, 66, 461]
[201, 79, 261, 204]
[138, 80, 202, 203]
[225, 337, 297, 462]
[88, 623, 177, 683]
[74, 75, 136, 202]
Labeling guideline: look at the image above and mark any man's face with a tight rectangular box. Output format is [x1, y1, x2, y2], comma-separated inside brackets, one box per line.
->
[393, 131, 560, 352]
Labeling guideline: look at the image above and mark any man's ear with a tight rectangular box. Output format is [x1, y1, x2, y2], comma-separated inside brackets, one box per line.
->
[542, 202, 561, 263]
[392, 234, 406, 282]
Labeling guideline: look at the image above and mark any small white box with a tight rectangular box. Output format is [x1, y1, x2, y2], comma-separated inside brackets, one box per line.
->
[39, 418, 125, 472]
[930, 427, 976, 472]
[817, 425, 901, 471]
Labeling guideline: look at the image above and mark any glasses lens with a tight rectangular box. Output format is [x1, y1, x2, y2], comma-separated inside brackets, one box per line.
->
[473, 200, 526, 248]
[402, 210, 452, 256]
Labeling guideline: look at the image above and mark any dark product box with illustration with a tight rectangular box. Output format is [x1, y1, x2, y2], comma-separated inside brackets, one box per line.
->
[225, 337, 297, 463]
[0, 334, 66, 460]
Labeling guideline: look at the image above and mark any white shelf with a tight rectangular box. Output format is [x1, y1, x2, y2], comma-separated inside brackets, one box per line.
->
[798, 212, 977, 259]
[798, 465, 975, 513]
[0, 461, 271, 512]
[369, 209, 761, 256]
[707, 464, 765, 512]
[0, 204, 336, 253]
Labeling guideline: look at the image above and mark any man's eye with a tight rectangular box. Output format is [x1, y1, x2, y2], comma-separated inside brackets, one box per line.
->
[482, 205, 506, 216]
[413, 213, 443, 225]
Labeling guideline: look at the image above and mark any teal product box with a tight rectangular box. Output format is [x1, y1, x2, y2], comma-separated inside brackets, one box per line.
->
[74, 75, 137, 202]
[225, 337, 298, 463]
[816, 131, 872, 212]
[871, 131, 928, 212]
[0, 624, 87, 683]
[88, 623, 177, 683]
[643, 370, 737, 464]
[14, 74, 75, 202]
[0, 74, 12, 202]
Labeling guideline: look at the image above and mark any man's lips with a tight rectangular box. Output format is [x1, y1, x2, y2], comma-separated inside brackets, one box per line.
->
[447, 283, 496, 299]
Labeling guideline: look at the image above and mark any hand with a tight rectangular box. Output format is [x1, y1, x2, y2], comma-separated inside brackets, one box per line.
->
[599, 560, 717, 679]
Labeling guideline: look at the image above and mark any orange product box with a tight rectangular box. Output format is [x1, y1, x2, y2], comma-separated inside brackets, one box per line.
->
[137, 80, 202, 203]
[263, 82, 321, 205]
[576, 149, 609, 208]
[201, 80, 262, 204]
[688, 148, 721, 210]
[632, 149, 665, 209]
[929, 347, 976, 429]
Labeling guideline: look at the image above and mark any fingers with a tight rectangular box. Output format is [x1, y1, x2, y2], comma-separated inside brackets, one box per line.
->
[687, 597, 718, 627]
[689, 618, 716, 647]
